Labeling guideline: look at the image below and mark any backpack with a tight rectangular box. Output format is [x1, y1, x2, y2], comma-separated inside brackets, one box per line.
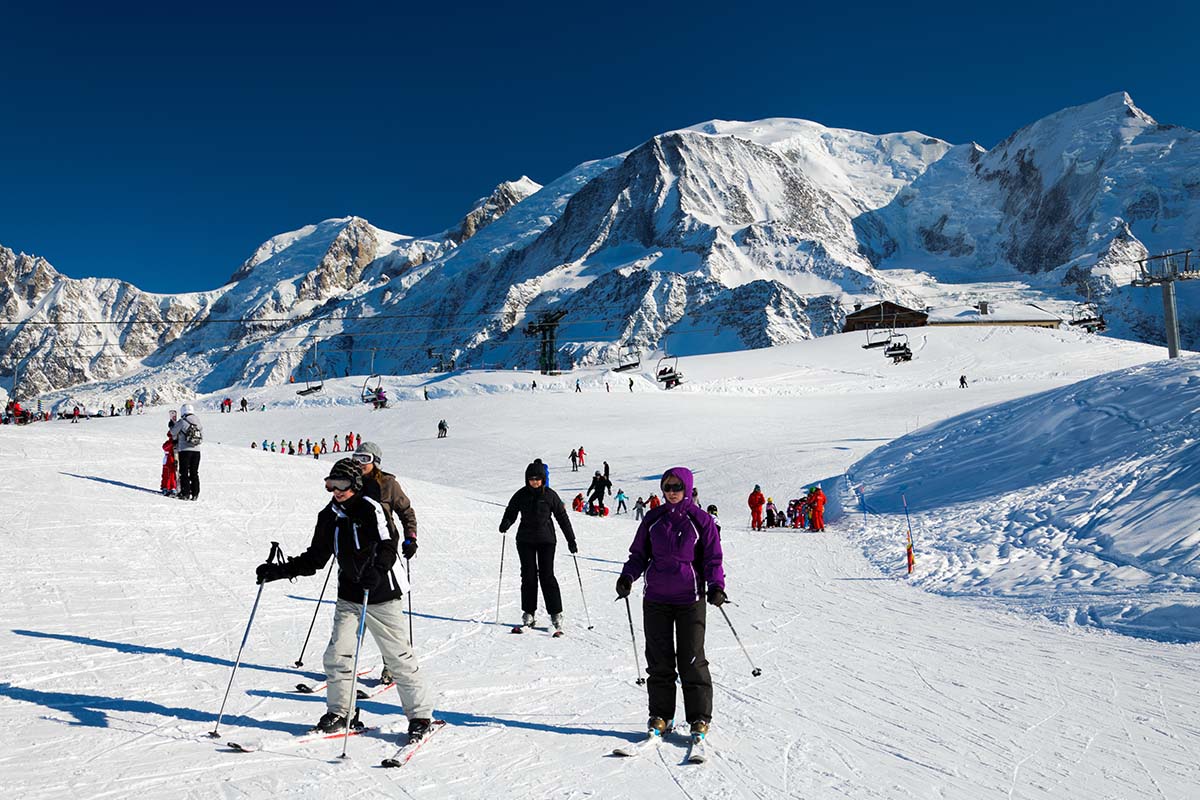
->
[183, 419, 203, 446]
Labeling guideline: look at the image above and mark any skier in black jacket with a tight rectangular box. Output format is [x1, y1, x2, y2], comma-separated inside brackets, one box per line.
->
[256, 458, 435, 741]
[587, 470, 611, 514]
[500, 461, 578, 633]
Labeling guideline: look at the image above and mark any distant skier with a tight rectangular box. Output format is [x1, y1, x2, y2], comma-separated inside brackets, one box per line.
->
[603, 460, 610, 482]
[615, 489, 628, 514]
[615, 467, 725, 748]
[587, 470, 611, 514]
[629, 377, 634, 392]
[959, 374, 968, 389]
[575, 379, 581, 393]
[748, 485, 765, 531]
[254, 458, 435, 742]
[499, 461, 578, 634]
[577, 446, 586, 467]
[240, 397, 248, 412]
[809, 485, 827, 532]
[569, 449, 579, 472]
[437, 419, 448, 439]
[648, 494, 661, 510]
[72, 405, 80, 423]
[633, 496, 646, 520]
[765, 498, 778, 528]
[572, 493, 585, 513]
[532, 379, 537, 391]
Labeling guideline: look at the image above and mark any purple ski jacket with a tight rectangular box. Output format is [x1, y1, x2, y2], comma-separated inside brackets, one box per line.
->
[620, 467, 725, 604]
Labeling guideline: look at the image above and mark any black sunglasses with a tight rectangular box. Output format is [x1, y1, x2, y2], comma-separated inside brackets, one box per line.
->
[662, 482, 685, 493]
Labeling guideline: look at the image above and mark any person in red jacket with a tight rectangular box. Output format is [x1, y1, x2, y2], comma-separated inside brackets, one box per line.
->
[572, 493, 585, 513]
[809, 485, 827, 532]
[577, 445, 586, 467]
[161, 437, 178, 496]
[747, 485, 766, 531]
[647, 493, 661, 510]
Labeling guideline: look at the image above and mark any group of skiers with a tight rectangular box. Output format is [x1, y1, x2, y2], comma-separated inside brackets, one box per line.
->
[161, 405, 203, 500]
[747, 484, 825, 531]
[218, 397, 251, 413]
[251, 432, 362, 457]
[247, 437, 728, 753]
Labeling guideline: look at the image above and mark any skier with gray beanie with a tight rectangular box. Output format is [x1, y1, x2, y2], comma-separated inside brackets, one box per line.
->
[169, 403, 203, 500]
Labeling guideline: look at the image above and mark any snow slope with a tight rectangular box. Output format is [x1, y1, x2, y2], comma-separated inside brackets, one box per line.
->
[1, 328, 1197, 799]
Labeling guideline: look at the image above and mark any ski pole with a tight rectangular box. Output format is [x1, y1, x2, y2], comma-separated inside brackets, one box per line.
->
[717, 605, 762, 677]
[571, 554, 594, 630]
[340, 587, 371, 759]
[622, 595, 646, 685]
[495, 534, 506, 623]
[294, 559, 334, 667]
[208, 541, 284, 738]
[902, 494, 916, 575]
[406, 559, 414, 647]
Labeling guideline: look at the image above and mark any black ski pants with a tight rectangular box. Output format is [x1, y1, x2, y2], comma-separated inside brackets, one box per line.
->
[516, 541, 563, 615]
[643, 599, 712, 724]
[178, 450, 201, 499]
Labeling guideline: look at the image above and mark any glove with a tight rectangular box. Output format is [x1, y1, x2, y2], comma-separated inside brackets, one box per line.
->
[255, 562, 289, 584]
[498, 523, 509, 534]
[706, 586, 727, 607]
[615, 575, 632, 599]
[402, 538, 418, 559]
[358, 565, 387, 593]
[568, 540, 578, 554]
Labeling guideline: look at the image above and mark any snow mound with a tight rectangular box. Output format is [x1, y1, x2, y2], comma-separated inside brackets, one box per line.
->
[843, 355, 1200, 641]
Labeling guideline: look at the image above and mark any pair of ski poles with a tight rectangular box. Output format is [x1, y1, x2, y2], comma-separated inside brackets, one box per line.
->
[618, 594, 762, 684]
[494, 533, 594, 630]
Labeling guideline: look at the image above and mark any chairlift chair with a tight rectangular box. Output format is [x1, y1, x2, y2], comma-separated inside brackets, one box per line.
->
[295, 358, 325, 396]
[883, 333, 913, 364]
[613, 344, 641, 372]
[361, 374, 383, 404]
[655, 356, 684, 389]
[1068, 303, 1107, 334]
[862, 328, 892, 349]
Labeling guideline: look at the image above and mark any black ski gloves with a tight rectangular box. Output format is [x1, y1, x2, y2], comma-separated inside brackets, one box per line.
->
[615, 575, 632, 599]
[359, 565, 388, 594]
[256, 562, 289, 584]
[706, 587, 727, 607]
[568, 540, 578, 554]
[498, 523, 509, 534]
[402, 538, 418, 559]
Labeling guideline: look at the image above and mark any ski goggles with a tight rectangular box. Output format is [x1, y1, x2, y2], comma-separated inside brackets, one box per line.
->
[325, 479, 354, 492]
[662, 481, 686, 493]
[352, 452, 374, 465]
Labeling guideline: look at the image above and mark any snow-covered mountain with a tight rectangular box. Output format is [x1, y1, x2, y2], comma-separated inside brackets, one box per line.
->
[3, 92, 1197, 401]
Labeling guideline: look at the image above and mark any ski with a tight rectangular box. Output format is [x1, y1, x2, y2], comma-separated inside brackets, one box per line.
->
[612, 732, 665, 757]
[380, 720, 446, 768]
[552, 630, 565, 638]
[226, 725, 375, 753]
[356, 680, 395, 701]
[685, 733, 708, 764]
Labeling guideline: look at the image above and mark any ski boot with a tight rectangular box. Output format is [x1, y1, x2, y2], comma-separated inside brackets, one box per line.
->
[687, 720, 710, 763]
[522, 612, 536, 628]
[551, 613, 564, 637]
[309, 708, 363, 734]
[689, 720, 708, 740]
[648, 716, 673, 738]
[380, 667, 394, 686]
[406, 717, 433, 744]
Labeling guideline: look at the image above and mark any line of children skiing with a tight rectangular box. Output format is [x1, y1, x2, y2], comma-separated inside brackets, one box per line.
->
[751, 485, 825, 531]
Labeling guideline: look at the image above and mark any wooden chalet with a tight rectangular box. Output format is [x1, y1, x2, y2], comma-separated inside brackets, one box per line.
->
[842, 301, 928, 333]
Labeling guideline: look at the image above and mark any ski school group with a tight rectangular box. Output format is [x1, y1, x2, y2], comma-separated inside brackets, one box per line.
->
[746, 484, 827, 532]
[213, 433, 751, 767]
[248, 431, 363, 458]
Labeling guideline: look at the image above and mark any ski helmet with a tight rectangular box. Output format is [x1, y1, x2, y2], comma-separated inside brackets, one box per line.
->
[706, 504, 719, 516]
[180, 403, 195, 415]
[355, 441, 383, 464]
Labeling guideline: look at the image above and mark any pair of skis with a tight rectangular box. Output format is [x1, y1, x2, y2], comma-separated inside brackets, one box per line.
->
[612, 728, 708, 764]
[225, 719, 445, 768]
[510, 621, 564, 638]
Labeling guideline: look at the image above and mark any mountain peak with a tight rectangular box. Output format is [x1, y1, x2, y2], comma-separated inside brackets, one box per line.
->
[448, 177, 543, 244]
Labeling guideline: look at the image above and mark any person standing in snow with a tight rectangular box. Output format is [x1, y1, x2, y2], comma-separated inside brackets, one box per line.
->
[161, 436, 178, 497]
[615, 467, 725, 744]
[615, 489, 628, 515]
[577, 445, 586, 467]
[437, 420, 448, 439]
[255, 458, 436, 741]
[575, 379, 581, 393]
[959, 375, 968, 389]
[499, 462, 578, 634]
[765, 497, 778, 528]
[747, 485, 766, 531]
[72, 405, 80, 423]
[569, 449, 579, 472]
[587, 470, 611, 514]
[634, 496, 646, 520]
[629, 377, 634, 392]
[648, 493, 661, 510]
[809, 485, 827, 532]
[169, 403, 203, 500]
[603, 460, 610, 482]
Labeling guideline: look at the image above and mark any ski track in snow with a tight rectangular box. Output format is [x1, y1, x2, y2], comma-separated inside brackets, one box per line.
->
[1, 327, 1198, 798]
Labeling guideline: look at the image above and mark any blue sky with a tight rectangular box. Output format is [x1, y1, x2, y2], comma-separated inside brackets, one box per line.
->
[1, 1, 1195, 293]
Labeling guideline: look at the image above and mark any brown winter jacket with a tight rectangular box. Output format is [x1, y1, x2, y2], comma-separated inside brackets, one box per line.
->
[363, 469, 418, 540]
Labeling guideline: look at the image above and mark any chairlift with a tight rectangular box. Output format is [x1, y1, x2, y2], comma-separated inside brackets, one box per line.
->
[1068, 303, 1107, 334]
[613, 344, 641, 372]
[655, 356, 684, 389]
[295, 357, 325, 396]
[862, 328, 892, 349]
[883, 333, 913, 364]
[361, 374, 386, 407]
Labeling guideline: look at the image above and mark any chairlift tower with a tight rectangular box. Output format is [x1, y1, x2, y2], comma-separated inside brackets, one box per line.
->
[1132, 250, 1198, 359]
[524, 310, 567, 375]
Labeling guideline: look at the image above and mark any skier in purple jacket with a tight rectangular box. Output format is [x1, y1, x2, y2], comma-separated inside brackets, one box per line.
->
[615, 466, 725, 744]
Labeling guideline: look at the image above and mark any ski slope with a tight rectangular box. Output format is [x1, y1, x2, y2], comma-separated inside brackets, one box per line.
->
[2, 327, 1198, 799]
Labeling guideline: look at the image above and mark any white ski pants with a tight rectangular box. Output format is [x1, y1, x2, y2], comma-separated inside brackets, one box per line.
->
[324, 598, 434, 720]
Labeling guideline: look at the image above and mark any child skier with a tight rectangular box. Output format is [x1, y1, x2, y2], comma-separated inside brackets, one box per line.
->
[160, 437, 178, 497]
